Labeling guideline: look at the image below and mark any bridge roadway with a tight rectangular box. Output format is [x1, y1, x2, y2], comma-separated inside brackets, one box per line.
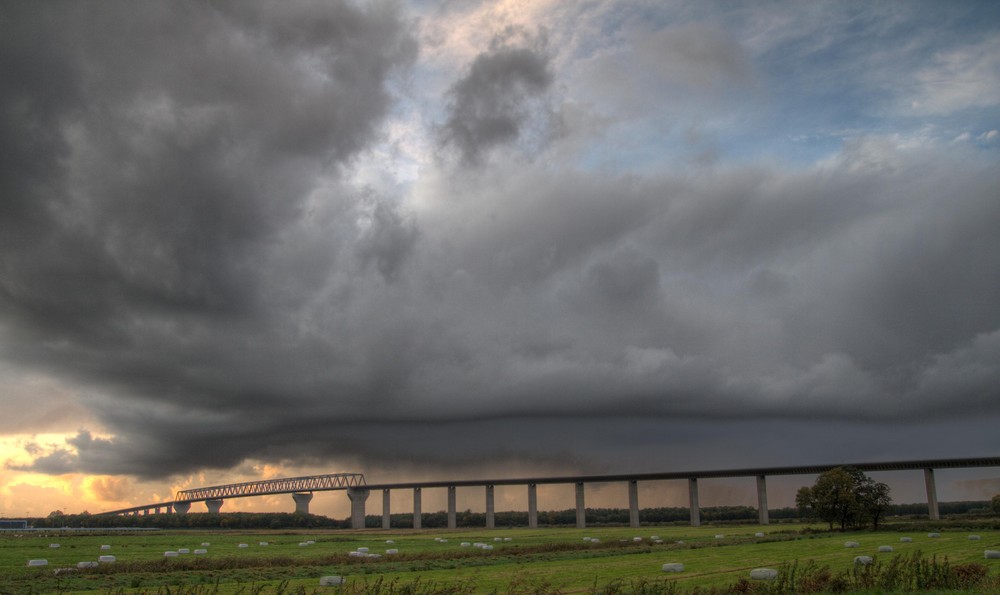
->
[101, 456, 1000, 529]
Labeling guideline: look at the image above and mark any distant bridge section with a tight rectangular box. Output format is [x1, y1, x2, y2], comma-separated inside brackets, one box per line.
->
[97, 472, 365, 517]
[174, 473, 366, 502]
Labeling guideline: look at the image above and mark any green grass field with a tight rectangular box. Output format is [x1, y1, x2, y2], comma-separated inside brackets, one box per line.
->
[2, 524, 998, 594]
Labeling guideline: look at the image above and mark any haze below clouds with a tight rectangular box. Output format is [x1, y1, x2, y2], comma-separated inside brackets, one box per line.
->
[1, 0, 998, 506]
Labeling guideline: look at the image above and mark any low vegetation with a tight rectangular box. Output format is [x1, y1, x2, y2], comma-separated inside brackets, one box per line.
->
[2, 521, 999, 594]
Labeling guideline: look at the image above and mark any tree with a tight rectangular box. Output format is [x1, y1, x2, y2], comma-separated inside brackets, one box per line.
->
[796, 467, 891, 530]
[992, 494, 1000, 516]
[857, 474, 892, 530]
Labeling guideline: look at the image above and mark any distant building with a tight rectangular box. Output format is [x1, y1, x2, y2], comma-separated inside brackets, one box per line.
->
[0, 519, 29, 529]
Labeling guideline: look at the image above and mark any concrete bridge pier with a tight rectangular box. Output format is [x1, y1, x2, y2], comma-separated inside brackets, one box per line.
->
[575, 482, 586, 528]
[628, 480, 639, 528]
[173, 502, 191, 515]
[688, 478, 700, 527]
[486, 485, 495, 529]
[756, 475, 769, 525]
[447, 486, 457, 529]
[292, 492, 313, 514]
[924, 468, 940, 520]
[528, 483, 538, 529]
[413, 487, 422, 529]
[347, 487, 369, 529]
[205, 499, 224, 514]
[382, 489, 391, 529]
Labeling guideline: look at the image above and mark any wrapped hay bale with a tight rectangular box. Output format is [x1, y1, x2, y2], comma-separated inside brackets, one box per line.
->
[750, 568, 777, 580]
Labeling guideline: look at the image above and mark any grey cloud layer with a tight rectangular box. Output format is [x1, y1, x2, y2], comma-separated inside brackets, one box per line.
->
[2, 2, 999, 479]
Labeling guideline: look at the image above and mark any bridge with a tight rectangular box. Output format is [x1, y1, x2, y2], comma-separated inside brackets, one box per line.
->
[98, 473, 366, 516]
[99, 457, 1000, 529]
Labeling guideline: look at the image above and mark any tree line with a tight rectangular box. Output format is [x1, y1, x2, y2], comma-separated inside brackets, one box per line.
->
[31, 501, 993, 531]
[32, 512, 348, 530]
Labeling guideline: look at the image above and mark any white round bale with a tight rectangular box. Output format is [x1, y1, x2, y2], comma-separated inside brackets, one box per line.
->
[928, 533, 940, 538]
[460, 542, 470, 547]
[386, 548, 398, 554]
[878, 545, 893, 553]
[77, 561, 99, 569]
[854, 556, 873, 565]
[969, 535, 981, 540]
[201, 542, 211, 547]
[750, 568, 777, 580]
[164, 551, 178, 557]
[238, 544, 249, 548]
[482, 545, 494, 550]
[504, 537, 512, 542]
[661, 563, 684, 572]
[100, 545, 111, 550]
[319, 576, 344, 586]
[650, 536, 660, 540]
[98, 555, 115, 563]
[845, 541, 860, 548]
[194, 549, 207, 555]
[985, 550, 1000, 559]
[715, 534, 725, 539]
[386, 540, 394, 544]
[27, 559, 48, 567]
[178, 548, 190, 554]
[49, 544, 60, 549]
[755, 532, 765, 537]
[259, 542, 268, 546]
[900, 537, 913, 543]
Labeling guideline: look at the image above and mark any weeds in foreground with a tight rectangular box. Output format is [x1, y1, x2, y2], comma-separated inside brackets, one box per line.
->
[717, 552, 995, 594]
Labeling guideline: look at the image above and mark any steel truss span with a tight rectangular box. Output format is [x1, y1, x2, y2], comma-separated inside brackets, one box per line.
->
[174, 473, 366, 502]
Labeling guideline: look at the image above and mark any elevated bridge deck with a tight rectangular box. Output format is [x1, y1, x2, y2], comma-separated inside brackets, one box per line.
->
[98, 457, 999, 526]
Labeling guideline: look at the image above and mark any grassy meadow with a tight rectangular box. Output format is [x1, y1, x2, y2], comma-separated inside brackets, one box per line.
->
[2, 523, 999, 594]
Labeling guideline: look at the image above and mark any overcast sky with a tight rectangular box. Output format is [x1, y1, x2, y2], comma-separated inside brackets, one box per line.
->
[2, 0, 999, 516]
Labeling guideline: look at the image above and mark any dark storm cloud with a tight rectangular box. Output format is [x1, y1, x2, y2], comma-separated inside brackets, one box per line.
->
[439, 27, 554, 164]
[3, 2, 999, 481]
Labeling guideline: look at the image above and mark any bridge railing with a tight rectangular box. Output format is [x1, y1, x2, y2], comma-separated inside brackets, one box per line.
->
[174, 473, 366, 502]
